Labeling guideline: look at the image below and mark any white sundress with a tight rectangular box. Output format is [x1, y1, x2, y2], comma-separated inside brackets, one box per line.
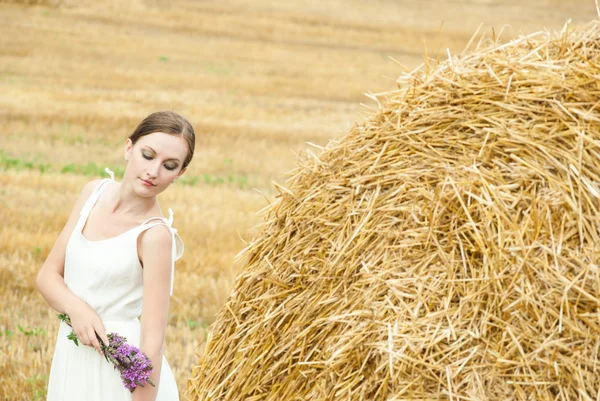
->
[46, 169, 183, 401]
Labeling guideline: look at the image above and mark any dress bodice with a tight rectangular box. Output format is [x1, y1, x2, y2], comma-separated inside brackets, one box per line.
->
[64, 172, 184, 320]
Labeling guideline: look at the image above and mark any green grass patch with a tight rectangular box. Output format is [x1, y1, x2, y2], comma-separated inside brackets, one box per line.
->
[25, 374, 48, 401]
[0, 150, 52, 173]
[0, 329, 14, 337]
[60, 162, 125, 179]
[0, 151, 252, 188]
[17, 324, 47, 337]
[186, 319, 208, 331]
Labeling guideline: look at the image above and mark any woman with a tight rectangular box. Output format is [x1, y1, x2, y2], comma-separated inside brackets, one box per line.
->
[36, 111, 195, 401]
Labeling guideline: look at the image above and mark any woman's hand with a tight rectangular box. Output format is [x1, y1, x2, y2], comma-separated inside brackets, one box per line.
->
[66, 300, 110, 355]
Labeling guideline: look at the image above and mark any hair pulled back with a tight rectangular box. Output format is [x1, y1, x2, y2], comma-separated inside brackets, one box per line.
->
[129, 111, 195, 169]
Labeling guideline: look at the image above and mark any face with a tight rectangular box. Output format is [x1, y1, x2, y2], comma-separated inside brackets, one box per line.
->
[124, 132, 188, 196]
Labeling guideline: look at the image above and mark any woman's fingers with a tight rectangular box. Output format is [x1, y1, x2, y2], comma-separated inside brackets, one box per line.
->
[87, 326, 102, 354]
[76, 325, 102, 354]
[72, 317, 108, 356]
[95, 322, 110, 350]
[76, 329, 90, 347]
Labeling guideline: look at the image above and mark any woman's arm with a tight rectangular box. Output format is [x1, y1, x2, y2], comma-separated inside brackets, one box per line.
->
[133, 224, 174, 401]
[36, 179, 110, 353]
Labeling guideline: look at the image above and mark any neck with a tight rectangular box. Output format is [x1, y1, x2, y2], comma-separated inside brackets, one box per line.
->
[109, 179, 158, 217]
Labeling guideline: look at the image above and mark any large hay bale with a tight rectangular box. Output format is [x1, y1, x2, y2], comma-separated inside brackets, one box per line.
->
[187, 21, 600, 400]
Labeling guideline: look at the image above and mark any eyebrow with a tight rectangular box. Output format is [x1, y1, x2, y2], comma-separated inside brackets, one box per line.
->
[144, 146, 181, 163]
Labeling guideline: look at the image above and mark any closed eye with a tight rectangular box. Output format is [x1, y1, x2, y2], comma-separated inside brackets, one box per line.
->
[142, 151, 178, 170]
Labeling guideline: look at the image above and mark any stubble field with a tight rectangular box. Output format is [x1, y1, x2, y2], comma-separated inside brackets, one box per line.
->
[0, 0, 597, 399]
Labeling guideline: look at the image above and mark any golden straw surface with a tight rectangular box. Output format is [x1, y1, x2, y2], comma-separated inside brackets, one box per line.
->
[187, 20, 600, 400]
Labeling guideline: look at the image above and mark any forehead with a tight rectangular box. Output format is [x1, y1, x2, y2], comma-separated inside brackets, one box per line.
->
[135, 132, 188, 159]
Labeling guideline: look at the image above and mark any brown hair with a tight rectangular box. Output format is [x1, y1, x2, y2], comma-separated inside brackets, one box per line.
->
[129, 111, 195, 169]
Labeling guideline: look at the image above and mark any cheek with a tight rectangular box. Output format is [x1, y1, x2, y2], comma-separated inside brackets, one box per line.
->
[132, 152, 146, 166]
[160, 169, 178, 182]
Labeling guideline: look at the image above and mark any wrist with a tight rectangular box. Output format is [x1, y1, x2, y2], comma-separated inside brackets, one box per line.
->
[62, 295, 83, 316]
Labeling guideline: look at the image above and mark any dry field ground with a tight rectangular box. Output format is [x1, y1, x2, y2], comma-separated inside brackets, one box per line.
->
[0, 0, 597, 399]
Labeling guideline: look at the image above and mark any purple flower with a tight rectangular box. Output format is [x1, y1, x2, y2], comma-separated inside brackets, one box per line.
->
[109, 334, 155, 391]
[57, 314, 155, 392]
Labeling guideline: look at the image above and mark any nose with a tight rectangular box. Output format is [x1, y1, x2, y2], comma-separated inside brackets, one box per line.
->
[146, 160, 160, 179]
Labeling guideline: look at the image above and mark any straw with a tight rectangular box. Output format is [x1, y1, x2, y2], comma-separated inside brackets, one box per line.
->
[187, 20, 600, 400]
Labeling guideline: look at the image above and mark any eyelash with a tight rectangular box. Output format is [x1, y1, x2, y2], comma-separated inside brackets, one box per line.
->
[142, 154, 177, 171]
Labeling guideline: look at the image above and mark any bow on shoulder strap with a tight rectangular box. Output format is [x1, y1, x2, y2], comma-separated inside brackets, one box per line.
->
[104, 167, 115, 181]
[164, 208, 184, 296]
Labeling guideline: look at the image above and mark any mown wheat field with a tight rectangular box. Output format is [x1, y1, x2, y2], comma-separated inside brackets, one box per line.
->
[0, 0, 596, 399]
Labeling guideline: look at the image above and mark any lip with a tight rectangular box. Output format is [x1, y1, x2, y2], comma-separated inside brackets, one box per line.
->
[140, 178, 156, 187]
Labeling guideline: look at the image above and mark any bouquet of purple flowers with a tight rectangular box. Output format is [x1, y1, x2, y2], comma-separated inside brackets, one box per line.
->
[57, 313, 155, 392]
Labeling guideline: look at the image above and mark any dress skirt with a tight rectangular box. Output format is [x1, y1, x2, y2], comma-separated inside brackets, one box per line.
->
[46, 319, 179, 401]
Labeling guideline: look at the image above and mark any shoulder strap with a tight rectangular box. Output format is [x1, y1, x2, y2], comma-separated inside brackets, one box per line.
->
[137, 208, 184, 297]
[79, 178, 112, 219]
[79, 167, 116, 220]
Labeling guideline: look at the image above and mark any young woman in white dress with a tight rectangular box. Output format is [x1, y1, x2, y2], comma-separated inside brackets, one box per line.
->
[36, 111, 195, 401]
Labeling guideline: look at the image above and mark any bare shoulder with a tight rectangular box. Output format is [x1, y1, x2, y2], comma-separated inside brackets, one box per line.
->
[138, 223, 173, 270]
[139, 223, 172, 249]
[69, 179, 102, 216]
[81, 179, 102, 196]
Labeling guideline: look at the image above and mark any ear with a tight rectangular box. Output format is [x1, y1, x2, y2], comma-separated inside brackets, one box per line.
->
[124, 139, 133, 160]
[177, 166, 187, 179]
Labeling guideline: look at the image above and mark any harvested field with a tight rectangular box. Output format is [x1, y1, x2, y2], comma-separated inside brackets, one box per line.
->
[0, 0, 597, 399]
